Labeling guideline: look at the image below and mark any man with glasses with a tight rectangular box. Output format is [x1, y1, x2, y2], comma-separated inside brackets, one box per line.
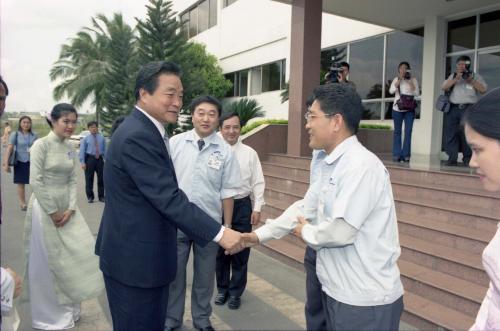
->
[442, 55, 487, 166]
[165, 96, 241, 331]
[243, 83, 404, 331]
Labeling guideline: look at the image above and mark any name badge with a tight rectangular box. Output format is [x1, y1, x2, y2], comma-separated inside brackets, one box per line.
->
[207, 151, 223, 170]
[67, 150, 76, 159]
[466, 84, 474, 90]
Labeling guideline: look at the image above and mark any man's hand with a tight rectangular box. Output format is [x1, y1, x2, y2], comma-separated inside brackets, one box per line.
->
[293, 216, 308, 237]
[5, 267, 22, 298]
[81, 164, 86, 170]
[3, 163, 10, 173]
[241, 232, 260, 248]
[250, 211, 261, 225]
[219, 227, 244, 255]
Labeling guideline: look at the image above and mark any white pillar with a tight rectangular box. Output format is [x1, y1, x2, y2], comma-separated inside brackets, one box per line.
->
[412, 15, 446, 167]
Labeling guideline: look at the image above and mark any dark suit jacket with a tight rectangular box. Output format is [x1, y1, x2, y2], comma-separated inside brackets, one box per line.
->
[95, 108, 221, 288]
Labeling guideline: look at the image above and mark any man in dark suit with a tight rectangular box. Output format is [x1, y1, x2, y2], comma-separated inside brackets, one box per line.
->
[95, 61, 245, 331]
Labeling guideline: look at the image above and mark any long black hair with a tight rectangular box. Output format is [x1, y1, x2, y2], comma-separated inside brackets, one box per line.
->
[17, 116, 33, 133]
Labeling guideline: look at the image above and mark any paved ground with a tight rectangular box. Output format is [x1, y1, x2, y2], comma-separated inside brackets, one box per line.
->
[1, 147, 416, 331]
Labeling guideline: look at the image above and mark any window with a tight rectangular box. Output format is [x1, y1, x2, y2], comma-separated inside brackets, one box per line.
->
[225, 60, 286, 97]
[479, 11, 500, 48]
[349, 37, 384, 100]
[180, 0, 217, 38]
[478, 51, 500, 91]
[447, 16, 476, 53]
[223, 0, 239, 8]
[386, 31, 423, 92]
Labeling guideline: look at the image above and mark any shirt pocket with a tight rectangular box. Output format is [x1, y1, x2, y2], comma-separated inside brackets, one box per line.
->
[319, 179, 337, 219]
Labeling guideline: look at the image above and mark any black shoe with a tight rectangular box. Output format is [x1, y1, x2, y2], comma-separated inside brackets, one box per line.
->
[196, 326, 215, 331]
[392, 156, 400, 162]
[214, 292, 228, 305]
[99, 197, 105, 202]
[403, 157, 410, 163]
[445, 160, 458, 166]
[88, 198, 94, 203]
[227, 296, 241, 310]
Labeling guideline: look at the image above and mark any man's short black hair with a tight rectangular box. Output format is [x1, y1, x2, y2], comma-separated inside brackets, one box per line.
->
[189, 95, 223, 117]
[219, 111, 241, 127]
[340, 62, 350, 70]
[312, 83, 362, 134]
[457, 55, 472, 64]
[0, 75, 8, 95]
[87, 121, 98, 128]
[134, 61, 182, 101]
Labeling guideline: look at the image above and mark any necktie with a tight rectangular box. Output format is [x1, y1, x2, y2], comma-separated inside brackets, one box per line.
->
[94, 135, 100, 159]
[197, 139, 205, 151]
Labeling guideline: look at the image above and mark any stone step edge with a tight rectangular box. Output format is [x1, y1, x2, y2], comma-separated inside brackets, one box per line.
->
[392, 179, 500, 200]
[262, 160, 310, 171]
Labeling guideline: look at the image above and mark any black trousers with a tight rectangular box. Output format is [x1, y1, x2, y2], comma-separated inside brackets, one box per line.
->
[304, 246, 328, 331]
[104, 275, 170, 331]
[215, 196, 252, 297]
[85, 154, 104, 200]
[443, 104, 472, 163]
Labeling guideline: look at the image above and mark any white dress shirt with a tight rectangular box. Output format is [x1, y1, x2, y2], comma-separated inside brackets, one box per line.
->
[1, 267, 20, 331]
[135, 106, 225, 242]
[256, 136, 404, 307]
[230, 140, 265, 212]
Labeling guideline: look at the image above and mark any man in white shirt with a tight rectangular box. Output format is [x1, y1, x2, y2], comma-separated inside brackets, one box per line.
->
[215, 112, 265, 310]
[243, 83, 404, 331]
[165, 96, 241, 331]
[1, 267, 22, 330]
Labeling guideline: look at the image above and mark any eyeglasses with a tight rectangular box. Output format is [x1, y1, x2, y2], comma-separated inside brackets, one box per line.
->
[304, 110, 334, 122]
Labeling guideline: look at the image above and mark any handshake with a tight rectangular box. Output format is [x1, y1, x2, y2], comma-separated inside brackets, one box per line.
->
[218, 229, 261, 255]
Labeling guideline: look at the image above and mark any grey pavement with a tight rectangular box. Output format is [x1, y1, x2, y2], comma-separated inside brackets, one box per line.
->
[1, 147, 416, 331]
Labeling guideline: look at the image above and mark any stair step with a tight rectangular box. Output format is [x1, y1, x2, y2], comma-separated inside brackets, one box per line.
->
[261, 162, 310, 182]
[395, 199, 499, 233]
[398, 216, 491, 255]
[264, 188, 302, 206]
[264, 174, 309, 196]
[399, 260, 485, 317]
[267, 153, 311, 170]
[400, 234, 488, 286]
[403, 292, 475, 331]
[393, 183, 500, 221]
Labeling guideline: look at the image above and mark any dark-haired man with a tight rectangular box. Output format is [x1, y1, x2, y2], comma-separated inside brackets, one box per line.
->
[214, 111, 265, 310]
[165, 96, 241, 331]
[442, 55, 487, 166]
[95, 62, 245, 331]
[79, 121, 105, 203]
[243, 83, 404, 331]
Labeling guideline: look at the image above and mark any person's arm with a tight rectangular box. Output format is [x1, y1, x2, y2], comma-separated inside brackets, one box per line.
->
[389, 77, 398, 95]
[79, 136, 87, 168]
[250, 150, 265, 225]
[412, 78, 420, 97]
[121, 132, 242, 252]
[470, 75, 488, 94]
[294, 216, 358, 251]
[442, 73, 460, 91]
[101, 134, 106, 160]
[58, 144, 78, 227]
[222, 198, 234, 228]
[2, 144, 13, 172]
[1, 267, 22, 312]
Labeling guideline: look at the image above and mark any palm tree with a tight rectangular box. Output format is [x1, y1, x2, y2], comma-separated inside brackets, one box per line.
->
[224, 98, 265, 127]
[50, 24, 108, 125]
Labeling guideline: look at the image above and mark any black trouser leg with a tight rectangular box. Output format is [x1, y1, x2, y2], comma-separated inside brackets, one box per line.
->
[216, 246, 231, 294]
[305, 247, 328, 331]
[96, 157, 105, 199]
[443, 106, 461, 162]
[85, 155, 97, 200]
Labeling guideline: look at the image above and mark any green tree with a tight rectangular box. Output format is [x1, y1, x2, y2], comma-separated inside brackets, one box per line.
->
[50, 26, 108, 124]
[223, 98, 264, 127]
[95, 13, 138, 132]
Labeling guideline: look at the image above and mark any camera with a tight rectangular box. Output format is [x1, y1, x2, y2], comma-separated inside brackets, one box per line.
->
[404, 70, 411, 80]
[327, 57, 344, 83]
[462, 69, 474, 80]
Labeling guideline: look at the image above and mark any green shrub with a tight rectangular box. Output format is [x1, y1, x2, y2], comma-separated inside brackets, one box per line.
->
[241, 119, 288, 135]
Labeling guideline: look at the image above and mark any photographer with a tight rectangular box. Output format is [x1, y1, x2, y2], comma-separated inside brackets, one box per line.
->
[389, 61, 419, 163]
[325, 62, 355, 88]
[441, 55, 487, 166]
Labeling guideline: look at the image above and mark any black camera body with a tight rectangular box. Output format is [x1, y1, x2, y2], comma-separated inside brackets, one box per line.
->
[327, 62, 343, 83]
[462, 69, 474, 80]
[404, 70, 411, 80]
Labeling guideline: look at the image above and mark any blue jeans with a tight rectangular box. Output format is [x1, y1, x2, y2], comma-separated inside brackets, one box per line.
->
[392, 110, 415, 160]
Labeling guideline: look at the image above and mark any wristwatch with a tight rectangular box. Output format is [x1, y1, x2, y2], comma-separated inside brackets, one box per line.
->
[224, 224, 232, 229]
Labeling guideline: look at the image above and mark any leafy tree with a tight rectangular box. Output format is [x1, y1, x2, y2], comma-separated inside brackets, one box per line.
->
[223, 98, 264, 127]
[50, 26, 108, 124]
[95, 13, 138, 132]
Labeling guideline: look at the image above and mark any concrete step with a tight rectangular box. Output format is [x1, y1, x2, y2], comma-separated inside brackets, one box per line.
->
[267, 153, 311, 170]
[398, 214, 492, 255]
[399, 260, 485, 317]
[264, 188, 302, 207]
[261, 162, 310, 182]
[393, 182, 500, 221]
[402, 292, 475, 331]
[264, 174, 309, 197]
[395, 199, 499, 233]
[399, 234, 488, 287]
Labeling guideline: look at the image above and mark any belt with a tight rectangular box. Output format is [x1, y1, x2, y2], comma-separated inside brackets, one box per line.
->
[234, 196, 250, 202]
[450, 103, 473, 109]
